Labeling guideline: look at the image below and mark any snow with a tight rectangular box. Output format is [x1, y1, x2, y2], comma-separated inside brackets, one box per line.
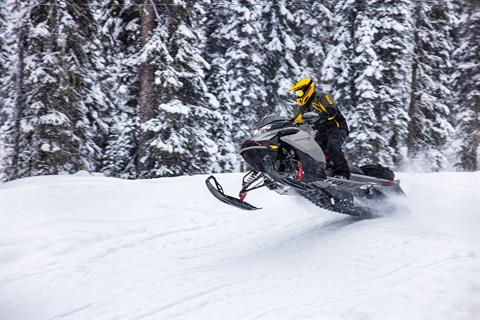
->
[1, 172, 479, 319]
[158, 101, 190, 115]
[31, 22, 50, 37]
[39, 112, 69, 126]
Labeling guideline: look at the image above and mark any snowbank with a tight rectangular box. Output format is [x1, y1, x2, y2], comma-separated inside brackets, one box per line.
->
[1, 172, 479, 319]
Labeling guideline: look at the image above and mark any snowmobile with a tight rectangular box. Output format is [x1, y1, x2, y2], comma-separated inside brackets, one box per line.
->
[205, 114, 405, 218]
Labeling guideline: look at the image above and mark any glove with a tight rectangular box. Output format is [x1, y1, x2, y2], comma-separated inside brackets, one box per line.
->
[303, 111, 326, 125]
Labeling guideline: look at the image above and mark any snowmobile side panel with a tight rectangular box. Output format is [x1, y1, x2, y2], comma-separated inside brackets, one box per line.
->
[280, 131, 325, 162]
[205, 176, 260, 211]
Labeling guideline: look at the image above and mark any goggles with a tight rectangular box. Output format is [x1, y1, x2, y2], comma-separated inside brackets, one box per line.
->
[295, 90, 304, 97]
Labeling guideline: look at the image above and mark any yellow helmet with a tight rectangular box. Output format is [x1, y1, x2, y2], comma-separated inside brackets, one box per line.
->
[289, 78, 315, 106]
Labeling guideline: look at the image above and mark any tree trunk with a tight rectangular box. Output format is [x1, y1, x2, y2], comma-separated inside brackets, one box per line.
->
[469, 111, 479, 171]
[137, 0, 156, 176]
[407, 28, 419, 157]
[11, 21, 25, 180]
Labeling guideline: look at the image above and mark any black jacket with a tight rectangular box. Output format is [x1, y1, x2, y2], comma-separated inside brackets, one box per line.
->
[293, 92, 349, 133]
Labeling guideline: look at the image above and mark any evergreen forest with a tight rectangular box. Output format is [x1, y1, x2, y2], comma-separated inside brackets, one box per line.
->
[0, 0, 478, 182]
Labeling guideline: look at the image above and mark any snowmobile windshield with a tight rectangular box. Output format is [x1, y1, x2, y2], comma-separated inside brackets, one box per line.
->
[253, 115, 290, 135]
[254, 115, 288, 130]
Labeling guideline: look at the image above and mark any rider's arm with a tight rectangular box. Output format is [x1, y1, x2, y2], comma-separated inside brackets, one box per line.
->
[292, 108, 304, 124]
[311, 92, 338, 121]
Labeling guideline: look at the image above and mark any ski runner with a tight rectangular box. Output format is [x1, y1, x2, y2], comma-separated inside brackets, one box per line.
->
[289, 78, 351, 180]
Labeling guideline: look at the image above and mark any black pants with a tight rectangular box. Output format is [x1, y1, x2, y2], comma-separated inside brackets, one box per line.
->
[315, 128, 350, 179]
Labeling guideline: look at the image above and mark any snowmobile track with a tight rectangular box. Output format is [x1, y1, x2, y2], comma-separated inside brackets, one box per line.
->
[297, 189, 373, 219]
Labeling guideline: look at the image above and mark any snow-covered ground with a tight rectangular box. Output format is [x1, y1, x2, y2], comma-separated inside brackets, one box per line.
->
[1, 172, 479, 320]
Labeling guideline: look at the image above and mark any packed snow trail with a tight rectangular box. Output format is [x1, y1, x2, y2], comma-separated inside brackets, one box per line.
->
[1, 172, 479, 319]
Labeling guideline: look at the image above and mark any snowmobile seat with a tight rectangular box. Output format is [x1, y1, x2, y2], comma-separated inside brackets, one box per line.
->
[360, 164, 395, 181]
[348, 164, 364, 175]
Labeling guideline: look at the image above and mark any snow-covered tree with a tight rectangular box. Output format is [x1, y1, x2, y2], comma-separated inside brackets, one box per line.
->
[9, 0, 110, 178]
[0, 0, 15, 181]
[407, 0, 455, 171]
[262, 0, 300, 117]
[136, 0, 230, 177]
[453, 2, 479, 171]
[204, 3, 238, 170]
[358, 0, 412, 167]
[206, 0, 267, 146]
[95, 0, 141, 178]
[293, 0, 334, 84]
[346, 3, 385, 165]
[324, 0, 412, 167]
[322, 0, 358, 111]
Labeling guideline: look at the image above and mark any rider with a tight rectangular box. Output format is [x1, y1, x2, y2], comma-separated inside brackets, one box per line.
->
[289, 78, 351, 180]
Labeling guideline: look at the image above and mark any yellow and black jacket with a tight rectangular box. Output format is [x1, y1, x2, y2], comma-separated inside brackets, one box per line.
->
[293, 92, 349, 133]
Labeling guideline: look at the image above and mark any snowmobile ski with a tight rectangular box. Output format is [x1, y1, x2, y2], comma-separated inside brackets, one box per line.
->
[205, 175, 260, 211]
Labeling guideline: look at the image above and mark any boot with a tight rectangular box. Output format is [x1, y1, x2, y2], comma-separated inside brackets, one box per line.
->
[299, 154, 326, 183]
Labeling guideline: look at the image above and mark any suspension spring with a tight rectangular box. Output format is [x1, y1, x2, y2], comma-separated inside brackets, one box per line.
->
[243, 170, 260, 186]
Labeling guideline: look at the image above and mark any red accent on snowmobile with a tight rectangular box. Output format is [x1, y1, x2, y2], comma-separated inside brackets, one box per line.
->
[239, 192, 247, 201]
[240, 140, 261, 149]
[295, 162, 304, 181]
[382, 180, 400, 186]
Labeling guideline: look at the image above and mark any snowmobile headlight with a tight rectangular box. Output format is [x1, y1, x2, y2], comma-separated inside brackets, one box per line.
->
[253, 124, 272, 136]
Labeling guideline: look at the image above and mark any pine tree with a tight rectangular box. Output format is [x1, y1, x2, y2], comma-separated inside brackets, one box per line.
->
[407, 0, 455, 171]
[208, 0, 268, 144]
[95, 0, 141, 178]
[453, 2, 479, 171]
[346, 1, 385, 164]
[321, 0, 362, 170]
[293, 0, 334, 84]
[9, 0, 109, 178]
[204, 2, 238, 171]
[323, 0, 413, 167]
[321, 0, 358, 112]
[359, 0, 412, 167]
[136, 0, 230, 177]
[262, 0, 300, 117]
[0, 0, 14, 181]
[1, 0, 29, 181]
